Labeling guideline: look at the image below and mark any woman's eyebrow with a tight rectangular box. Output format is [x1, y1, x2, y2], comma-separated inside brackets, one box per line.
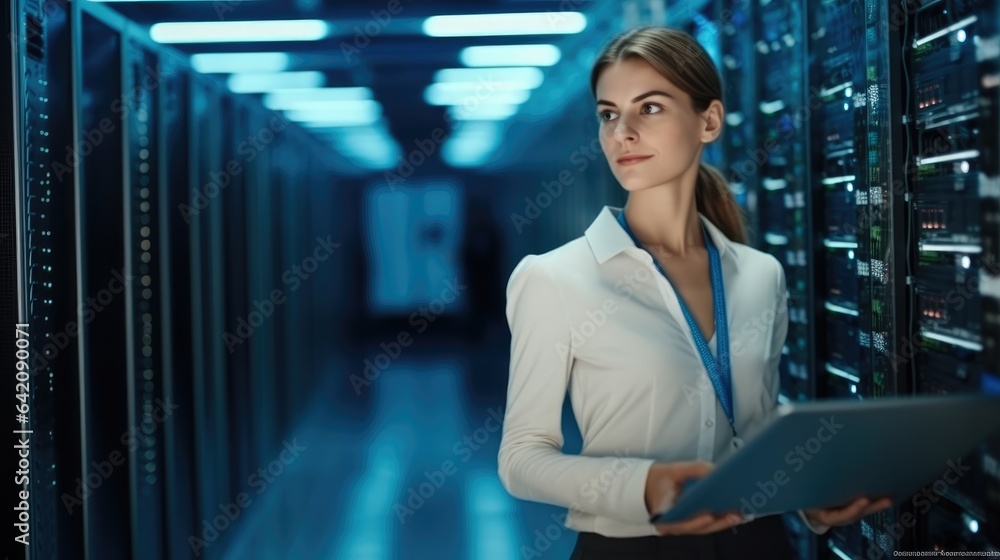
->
[596, 90, 674, 107]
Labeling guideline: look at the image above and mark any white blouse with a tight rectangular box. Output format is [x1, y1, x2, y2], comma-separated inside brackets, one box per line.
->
[497, 205, 831, 537]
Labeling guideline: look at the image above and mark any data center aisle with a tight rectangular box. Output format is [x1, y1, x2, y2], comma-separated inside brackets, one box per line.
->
[218, 325, 580, 560]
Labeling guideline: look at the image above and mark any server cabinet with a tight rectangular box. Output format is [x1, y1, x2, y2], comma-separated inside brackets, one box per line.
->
[905, 0, 1000, 553]
[10, 0, 84, 557]
[158, 57, 200, 560]
[75, 10, 132, 559]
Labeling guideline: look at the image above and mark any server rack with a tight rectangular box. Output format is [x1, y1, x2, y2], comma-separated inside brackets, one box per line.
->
[717, 0, 760, 237]
[122, 36, 168, 559]
[10, 0, 84, 557]
[157, 54, 200, 559]
[904, 0, 1000, 553]
[75, 9, 132, 558]
[11, 1, 342, 558]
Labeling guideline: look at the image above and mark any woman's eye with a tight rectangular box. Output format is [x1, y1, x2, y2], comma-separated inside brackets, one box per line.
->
[642, 103, 662, 114]
[599, 111, 617, 122]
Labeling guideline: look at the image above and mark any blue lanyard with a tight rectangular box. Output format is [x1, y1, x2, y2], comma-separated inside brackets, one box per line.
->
[616, 210, 736, 437]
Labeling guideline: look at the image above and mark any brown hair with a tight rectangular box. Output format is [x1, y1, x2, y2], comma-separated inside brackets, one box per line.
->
[590, 26, 747, 244]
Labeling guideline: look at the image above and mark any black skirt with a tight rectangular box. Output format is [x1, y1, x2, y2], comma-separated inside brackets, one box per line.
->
[569, 515, 795, 560]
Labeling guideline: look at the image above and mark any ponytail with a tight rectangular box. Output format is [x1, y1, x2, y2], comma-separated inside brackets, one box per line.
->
[695, 163, 747, 244]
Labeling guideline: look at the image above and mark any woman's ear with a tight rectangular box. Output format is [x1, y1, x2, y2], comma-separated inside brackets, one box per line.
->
[700, 100, 724, 143]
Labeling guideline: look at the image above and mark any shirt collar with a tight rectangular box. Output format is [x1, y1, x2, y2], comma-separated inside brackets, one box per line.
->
[584, 205, 730, 264]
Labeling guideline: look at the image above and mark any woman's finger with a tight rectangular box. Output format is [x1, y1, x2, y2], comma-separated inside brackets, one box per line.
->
[858, 498, 893, 518]
[656, 513, 715, 535]
[817, 497, 869, 525]
[688, 514, 746, 535]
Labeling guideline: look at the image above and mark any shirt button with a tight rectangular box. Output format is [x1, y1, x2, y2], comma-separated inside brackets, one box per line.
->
[705, 419, 714, 427]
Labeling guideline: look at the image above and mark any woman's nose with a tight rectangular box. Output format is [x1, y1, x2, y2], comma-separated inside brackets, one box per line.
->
[613, 118, 637, 143]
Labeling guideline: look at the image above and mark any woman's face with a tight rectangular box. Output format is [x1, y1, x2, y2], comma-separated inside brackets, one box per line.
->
[594, 57, 722, 193]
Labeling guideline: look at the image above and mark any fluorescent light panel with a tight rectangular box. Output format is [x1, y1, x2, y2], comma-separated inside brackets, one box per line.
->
[150, 20, 331, 44]
[265, 99, 381, 113]
[449, 103, 519, 121]
[227, 71, 325, 93]
[424, 84, 530, 106]
[295, 109, 382, 126]
[263, 87, 373, 108]
[423, 12, 587, 37]
[324, 127, 400, 169]
[459, 44, 561, 67]
[435, 67, 544, 89]
[427, 79, 543, 92]
[443, 122, 502, 166]
[190, 52, 290, 74]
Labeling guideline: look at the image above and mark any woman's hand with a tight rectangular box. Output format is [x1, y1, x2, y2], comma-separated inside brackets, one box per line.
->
[803, 496, 893, 527]
[644, 461, 747, 536]
[654, 510, 746, 536]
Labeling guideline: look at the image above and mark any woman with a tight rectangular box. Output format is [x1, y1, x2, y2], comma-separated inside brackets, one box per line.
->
[497, 26, 891, 559]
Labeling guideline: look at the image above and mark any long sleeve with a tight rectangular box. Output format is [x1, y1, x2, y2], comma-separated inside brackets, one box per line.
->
[497, 255, 656, 525]
[763, 257, 789, 407]
[770, 260, 831, 536]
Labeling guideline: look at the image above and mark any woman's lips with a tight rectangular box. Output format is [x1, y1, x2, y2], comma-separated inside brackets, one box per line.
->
[617, 155, 652, 165]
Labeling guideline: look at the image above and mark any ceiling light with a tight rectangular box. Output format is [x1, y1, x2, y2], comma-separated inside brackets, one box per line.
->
[448, 103, 519, 121]
[227, 71, 325, 93]
[460, 44, 561, 67]
[424, 84, 530, 106]
[293, 106, 382, 126]
[423, 12, 586, 37]
[263, 87, 373, 108]
[190, 52, 291, 74]
[434, 67, 544, 89]
[150, 20, 331, 44]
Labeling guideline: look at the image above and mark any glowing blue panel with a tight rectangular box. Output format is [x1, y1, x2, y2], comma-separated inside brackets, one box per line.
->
[293, 108, 381, 127]
[263, 87, 373, 109]
[423, 12, 587, 37]
[434, 67, 544, 89]
[227, 71, 325, 93]
[448, 103, 519, 121]
[325, 126, 400, 169]
[424, 84, 530, 106]
[190, 52, 290, 74]
[150, 20, 331, 43]
[269, 99, 380, 115]
[459, 44, 561, 67]
[364, 182, 464, 315]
